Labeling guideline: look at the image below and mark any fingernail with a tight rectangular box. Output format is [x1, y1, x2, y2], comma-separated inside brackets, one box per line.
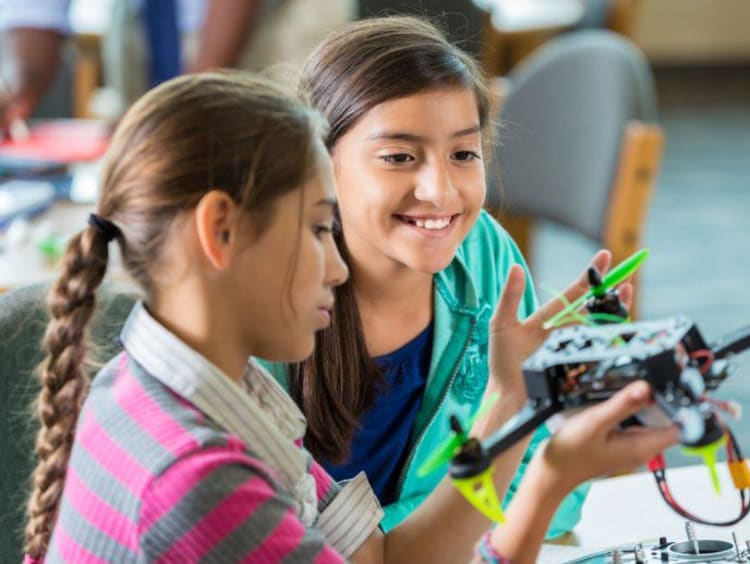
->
[631, 381, 649, 399]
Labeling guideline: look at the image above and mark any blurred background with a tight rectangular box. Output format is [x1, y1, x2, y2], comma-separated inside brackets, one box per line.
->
[0, 0, 748, 456]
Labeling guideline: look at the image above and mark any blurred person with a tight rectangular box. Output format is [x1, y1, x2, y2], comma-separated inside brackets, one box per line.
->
[0, 0, 353, 132]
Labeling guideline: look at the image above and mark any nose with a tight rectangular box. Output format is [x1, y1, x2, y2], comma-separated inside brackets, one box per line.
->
[413, 160, 455, 207]
[324, 236, 349, 288]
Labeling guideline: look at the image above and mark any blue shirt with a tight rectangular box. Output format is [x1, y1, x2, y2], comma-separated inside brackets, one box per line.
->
[323, 323, 434, 505]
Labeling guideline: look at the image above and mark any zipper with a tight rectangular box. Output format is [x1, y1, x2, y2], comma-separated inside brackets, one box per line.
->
[393, 317, 478, 499]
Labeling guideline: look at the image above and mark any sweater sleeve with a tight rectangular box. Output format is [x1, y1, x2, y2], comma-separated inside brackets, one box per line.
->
[139, 446, 345, 563]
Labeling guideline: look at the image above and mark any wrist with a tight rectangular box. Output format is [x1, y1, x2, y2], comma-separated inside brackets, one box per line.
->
[472, 383, 527, 439]
[476, 530, 512, 563]
[487, 455, 570, 562]
[528, 444, 579, 500]
[486, 379, 527, 411]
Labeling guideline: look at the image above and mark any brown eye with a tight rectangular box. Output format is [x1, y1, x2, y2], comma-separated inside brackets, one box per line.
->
[313, 225, 333, 239]
[382, 153, 414, 164]
[453, 150, 480, 161]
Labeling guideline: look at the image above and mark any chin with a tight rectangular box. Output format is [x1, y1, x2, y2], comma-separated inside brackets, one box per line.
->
[406, 252, 456, 274]
[257, 338, 314, 364]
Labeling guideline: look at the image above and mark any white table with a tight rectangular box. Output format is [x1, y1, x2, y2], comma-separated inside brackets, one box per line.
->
[540, 463, 750, 562]
[0, 201, 93, 291]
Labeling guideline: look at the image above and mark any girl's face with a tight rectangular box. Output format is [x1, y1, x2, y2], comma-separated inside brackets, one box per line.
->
[236, 150, 348, 362]
[331, 87, 486, 275]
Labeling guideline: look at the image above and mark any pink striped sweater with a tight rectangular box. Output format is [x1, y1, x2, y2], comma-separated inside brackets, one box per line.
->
[28, 302, 382, 563]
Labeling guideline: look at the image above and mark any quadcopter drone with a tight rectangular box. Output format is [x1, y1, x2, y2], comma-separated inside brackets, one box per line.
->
[419, 249, 750, 526]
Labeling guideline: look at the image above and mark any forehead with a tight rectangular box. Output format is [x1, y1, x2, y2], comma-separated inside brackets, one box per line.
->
[354, 87, 481, 139]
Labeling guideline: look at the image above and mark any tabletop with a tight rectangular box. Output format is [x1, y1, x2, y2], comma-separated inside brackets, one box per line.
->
[540, 463, 750, 562]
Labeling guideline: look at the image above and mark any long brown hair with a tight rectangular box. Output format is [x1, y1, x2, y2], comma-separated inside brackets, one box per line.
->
[24, 72, 326, 560]
[288, 16, 492, 463]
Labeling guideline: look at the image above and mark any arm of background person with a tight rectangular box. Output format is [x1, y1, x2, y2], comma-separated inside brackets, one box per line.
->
[188, 0, 265, 72]
[0, 0, 70, 129]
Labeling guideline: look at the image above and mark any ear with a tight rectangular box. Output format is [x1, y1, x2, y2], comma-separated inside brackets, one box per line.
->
[194, 190, 238, 271]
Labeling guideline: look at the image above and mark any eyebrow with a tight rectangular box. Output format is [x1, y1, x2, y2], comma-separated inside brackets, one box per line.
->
[367, 125, 481, 143]
[314, 198, 337, 208]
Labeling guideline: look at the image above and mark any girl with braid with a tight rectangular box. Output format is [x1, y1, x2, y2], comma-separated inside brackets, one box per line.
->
[23, 70, 677, 564]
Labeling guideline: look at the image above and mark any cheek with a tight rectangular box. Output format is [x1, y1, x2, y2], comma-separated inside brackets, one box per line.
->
[464, 168, 487, 204]
[289, 241, 325, 308]
[336, 156, 398, 207]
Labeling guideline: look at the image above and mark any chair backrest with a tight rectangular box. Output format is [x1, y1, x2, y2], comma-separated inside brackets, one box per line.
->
[487, 30, 658, 243]
[0, 283, 135, 561]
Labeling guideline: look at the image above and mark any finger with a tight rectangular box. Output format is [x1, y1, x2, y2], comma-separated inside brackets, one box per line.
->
[491, 264, 526, 330]
[620, 425, 656, 436]
[618, 282, 633, 312]
[587, 381, 653, 429]
[612, 425, 681, 466]
[590, 249, 611, 277]
[530, 249, 612, 328]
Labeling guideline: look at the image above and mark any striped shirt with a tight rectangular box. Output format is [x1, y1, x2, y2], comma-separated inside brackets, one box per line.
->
[33, 302, 382, 563]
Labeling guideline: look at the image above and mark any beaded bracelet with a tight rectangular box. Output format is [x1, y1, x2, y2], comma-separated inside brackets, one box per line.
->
[475, 530, 512, 563]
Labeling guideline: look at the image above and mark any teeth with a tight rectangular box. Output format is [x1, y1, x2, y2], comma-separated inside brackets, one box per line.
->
[413, 217, 451, 230]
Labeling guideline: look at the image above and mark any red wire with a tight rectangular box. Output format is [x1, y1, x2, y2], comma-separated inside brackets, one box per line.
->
[650, 427, 750, 525]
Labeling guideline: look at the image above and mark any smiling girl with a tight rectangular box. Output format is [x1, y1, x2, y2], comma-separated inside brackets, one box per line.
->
[267, 16, 599, 537]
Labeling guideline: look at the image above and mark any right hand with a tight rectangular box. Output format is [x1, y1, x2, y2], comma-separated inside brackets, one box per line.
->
[485, 382, 679, 564]
[538, 381, 680, 492]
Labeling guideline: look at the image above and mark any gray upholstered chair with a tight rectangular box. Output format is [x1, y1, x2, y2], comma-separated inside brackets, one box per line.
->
[486, 30, 664, 318]
[0, 283, 135, 561]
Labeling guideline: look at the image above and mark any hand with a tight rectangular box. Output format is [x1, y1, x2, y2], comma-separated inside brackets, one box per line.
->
[487, 249, 631, 397]
[486, 381, 679, 564]
[538, 381, 680, 492]
[0, 85, 32, 138]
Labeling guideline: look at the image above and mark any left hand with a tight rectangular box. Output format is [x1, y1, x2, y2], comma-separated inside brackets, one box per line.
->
[487, 249, 633, 398]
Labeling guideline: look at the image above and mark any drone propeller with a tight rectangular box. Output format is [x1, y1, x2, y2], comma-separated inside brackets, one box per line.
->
[453, 469, 506, 523]
[417, 392, 499, 478]
[683, 434, 728, 494]
[544, 249, 650, 329]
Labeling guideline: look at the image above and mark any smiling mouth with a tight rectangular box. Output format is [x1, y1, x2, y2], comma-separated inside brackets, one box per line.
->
[395, 214, 460, 231]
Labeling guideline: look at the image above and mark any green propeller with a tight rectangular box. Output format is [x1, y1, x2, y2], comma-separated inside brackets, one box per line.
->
[543, 248, 650, 329]
[417, 392, 500, 477]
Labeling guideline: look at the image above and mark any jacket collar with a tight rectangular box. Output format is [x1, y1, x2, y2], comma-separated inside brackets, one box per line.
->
[119, 301, 319, 525]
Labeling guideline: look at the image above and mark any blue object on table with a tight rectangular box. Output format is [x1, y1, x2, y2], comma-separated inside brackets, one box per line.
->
[143, 0, 182, 87]
[0, 156, 67, 178]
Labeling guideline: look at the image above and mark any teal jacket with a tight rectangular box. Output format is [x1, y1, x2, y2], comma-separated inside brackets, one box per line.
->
[263, 210, 588, 537]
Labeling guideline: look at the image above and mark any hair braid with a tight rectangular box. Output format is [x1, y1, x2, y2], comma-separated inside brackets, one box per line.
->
[24, 227, 111, 560]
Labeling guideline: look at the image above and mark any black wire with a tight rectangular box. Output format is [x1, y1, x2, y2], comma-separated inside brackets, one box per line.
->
[652, 471, 750, 526]
[727, 426, 745, 460]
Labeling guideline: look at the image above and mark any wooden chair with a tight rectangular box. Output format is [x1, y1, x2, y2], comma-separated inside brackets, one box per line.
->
[485, 30, 664, 319]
